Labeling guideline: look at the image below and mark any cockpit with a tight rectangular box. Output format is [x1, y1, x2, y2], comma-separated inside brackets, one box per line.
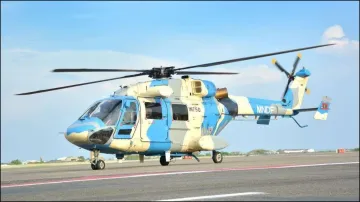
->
[66, 97, 139, 146]
[79, 99, 123, 126]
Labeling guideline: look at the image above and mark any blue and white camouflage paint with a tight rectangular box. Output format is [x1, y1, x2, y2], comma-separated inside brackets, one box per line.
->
[64, 67, 331, 158]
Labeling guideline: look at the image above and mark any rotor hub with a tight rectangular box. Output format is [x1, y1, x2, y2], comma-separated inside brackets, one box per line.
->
[148, 66, 175, 79]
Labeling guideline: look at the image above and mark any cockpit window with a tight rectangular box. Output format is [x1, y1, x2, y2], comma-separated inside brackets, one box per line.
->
[79, 101, 101, 119]
[80, 99, 123, 126]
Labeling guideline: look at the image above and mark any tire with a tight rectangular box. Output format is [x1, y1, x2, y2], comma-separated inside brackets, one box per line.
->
[212, 151, 223, 163]
[160, 156, 170, 166]
[96, 160, 106, 170]
[91, 163, 97, 170]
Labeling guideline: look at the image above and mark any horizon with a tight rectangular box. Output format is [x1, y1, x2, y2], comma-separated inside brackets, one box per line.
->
[3, 147, 358, 164]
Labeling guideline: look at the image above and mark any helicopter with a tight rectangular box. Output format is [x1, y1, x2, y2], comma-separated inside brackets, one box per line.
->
[16, 43, 334, 170]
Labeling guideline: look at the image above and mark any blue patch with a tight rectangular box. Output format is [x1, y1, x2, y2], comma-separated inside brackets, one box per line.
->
[214, 108, 232, 136]
[295, 68, 311, 78]
[214, 97, 238, 136]
[150, 79, 169, 87]
[201, 97, 220, 136]
[147, 97, 172, 153]
[67, 117, 105, 135]
[218, 97, 238, 116]
[202, 80, 216, 97]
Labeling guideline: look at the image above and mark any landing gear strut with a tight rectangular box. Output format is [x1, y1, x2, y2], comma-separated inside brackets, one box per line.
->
[91, 149, 105, 170]
[212, 150, 223, 163]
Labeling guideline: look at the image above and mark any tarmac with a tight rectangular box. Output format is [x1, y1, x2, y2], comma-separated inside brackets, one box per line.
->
[1, 152, 359, 201]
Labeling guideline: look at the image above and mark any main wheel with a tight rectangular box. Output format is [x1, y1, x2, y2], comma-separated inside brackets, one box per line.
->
[212, 151, 223, 163]
[91, 163, 97, 170]
[96, 159, 106, 170]
[160, 156, 170, 166]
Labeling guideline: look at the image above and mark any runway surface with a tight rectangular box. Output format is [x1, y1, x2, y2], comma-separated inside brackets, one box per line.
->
[1, 152, 359, 201]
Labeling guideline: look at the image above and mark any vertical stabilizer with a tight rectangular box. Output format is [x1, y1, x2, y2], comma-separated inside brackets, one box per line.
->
[314, 96, 332, 120]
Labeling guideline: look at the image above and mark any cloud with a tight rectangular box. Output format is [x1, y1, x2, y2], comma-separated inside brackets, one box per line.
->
[320, 25, 359, 53]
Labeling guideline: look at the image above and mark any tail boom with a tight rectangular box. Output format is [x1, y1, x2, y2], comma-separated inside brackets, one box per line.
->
[224, 95, 293, 117]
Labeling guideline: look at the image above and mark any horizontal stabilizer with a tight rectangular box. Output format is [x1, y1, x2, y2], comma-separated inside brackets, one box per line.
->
[257, 115, 271, 125]
[293, 107, 318, 113]
[314, 96, 332, 120]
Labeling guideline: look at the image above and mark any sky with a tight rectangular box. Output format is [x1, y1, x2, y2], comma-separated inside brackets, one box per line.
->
[1, 1, 359, 163]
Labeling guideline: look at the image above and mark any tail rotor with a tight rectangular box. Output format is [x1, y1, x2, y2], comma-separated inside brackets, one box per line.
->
[272, 53, 303, 103]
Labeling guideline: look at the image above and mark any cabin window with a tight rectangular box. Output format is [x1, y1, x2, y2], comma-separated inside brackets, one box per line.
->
[145, 102, 162, 119]
[172, 104, 188, 121]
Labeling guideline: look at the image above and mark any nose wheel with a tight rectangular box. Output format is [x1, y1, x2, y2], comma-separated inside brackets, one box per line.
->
[90, 149, 106, 170]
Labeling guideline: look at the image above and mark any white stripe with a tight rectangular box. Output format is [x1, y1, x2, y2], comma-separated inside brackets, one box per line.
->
[157, 192, 267, 201]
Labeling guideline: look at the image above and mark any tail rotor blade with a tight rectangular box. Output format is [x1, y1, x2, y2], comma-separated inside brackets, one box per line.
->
[272, 58, 291, 77]
[282, 79, 292, 102]
[291, 53, 302, 76]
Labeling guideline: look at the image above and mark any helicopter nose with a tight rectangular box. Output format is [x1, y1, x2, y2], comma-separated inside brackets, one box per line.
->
[65, 119, 104, 145]
[65, 125, 93, 145]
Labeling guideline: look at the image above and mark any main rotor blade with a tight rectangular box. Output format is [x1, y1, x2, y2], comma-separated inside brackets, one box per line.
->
[52, 68, 147, 73]
[176, 43, 335, 71]
[15, 73, 146, 96]
[175, 71, 239, 75]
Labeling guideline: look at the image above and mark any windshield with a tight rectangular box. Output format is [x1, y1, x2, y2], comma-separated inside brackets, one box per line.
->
[80, 99, 123, 126]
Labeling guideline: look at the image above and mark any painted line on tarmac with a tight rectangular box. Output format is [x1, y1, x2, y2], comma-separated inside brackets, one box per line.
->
[157, 192, 268, 201]
[1, 161, 358, 189]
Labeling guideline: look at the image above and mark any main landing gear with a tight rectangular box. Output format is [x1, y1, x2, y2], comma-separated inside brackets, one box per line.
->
[91, 149, 105, 170]
[159, 151, 222, 166]
[160, 156, 170, 166]
[212, 150, 223, 163]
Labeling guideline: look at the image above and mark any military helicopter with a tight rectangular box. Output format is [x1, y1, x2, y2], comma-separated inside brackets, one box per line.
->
[16, 44, 334, 170]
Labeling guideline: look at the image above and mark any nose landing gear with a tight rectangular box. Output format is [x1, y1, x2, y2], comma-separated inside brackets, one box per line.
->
[91, 149, 106, 170]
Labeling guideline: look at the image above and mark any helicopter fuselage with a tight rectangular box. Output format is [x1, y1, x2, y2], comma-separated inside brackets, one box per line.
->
[64, 75, 299, 158]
